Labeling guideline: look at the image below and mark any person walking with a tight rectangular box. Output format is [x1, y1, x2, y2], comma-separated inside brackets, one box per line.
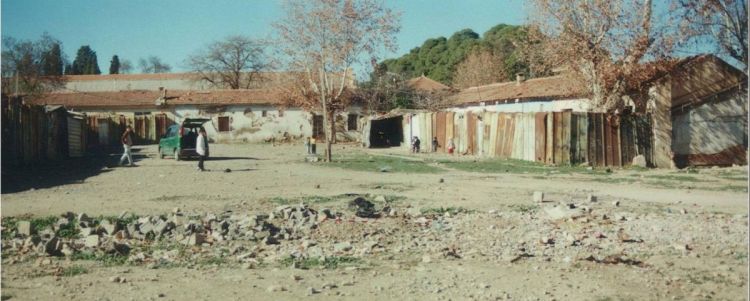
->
[196, 127, 208, 171]
[119, 125, 134, 166]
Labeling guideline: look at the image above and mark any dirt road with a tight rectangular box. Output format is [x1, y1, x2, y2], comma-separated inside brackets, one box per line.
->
[2, 143, 748, 300]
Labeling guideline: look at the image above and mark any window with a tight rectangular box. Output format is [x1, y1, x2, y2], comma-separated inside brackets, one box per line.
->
[312, 115, 325, 139]
[278, 110, 284, 117]
[262, 110, 267, 117]
[218, 116, 230, 132]
[347, 114, 358, 131]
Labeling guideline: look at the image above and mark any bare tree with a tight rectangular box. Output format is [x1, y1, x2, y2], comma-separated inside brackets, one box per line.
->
[187, 35, 270, 89]
[274, 0, 400, 162]
[1, 33, 67, 96]
[119, 59, 133, 74]
[138, 56, 171, 73]
[452, 48, 507, 89]
[674, 0, 747, 72]
[528, 0, 677, 110]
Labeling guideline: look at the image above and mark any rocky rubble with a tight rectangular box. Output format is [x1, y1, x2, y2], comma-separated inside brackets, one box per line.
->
[2, 194, 748, 280]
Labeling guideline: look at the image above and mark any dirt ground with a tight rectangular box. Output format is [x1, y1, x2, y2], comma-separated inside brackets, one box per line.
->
[2, 143, 748, 301]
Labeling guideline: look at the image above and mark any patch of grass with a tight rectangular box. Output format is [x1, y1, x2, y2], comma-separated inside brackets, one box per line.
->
[1, 217, 18, 238]
[507, 204, 539, 213]
[359, 182, 416, 192]
[281, 256, 363, 269]
[71, 251, 129, 266]
[60, 265, 88, 277]
[435, 158, 604, 175]
[588, 177, 637, 184]
[421, 207, 472, 216]
[197, 256, 227, 266]
[648, 174, 704, 182]
[326, 153, 443, 174]
[29, 216, 57, 233]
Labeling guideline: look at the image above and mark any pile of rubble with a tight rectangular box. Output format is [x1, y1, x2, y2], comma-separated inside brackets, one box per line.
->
[3, 193, 747, 274]
[3, 197, 430, 267]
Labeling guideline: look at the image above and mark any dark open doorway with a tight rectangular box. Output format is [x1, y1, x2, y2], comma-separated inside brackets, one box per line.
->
[369, 116, 403, 148]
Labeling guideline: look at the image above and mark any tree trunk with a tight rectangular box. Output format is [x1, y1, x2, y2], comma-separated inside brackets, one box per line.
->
[326, 110, 334, 162]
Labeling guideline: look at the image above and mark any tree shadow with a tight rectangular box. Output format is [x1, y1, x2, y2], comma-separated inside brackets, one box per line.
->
[207, 156, 263, 161]
[1, 152, 113, 194]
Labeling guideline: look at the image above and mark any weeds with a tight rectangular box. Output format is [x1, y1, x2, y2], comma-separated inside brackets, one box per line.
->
[60, 265, 88, 277]
[421, 207, 472, 216]
[326, 153, 443, 173]
[507, 204, 539, 213]
[280, 256, 362, 269]
[71, 251, 129, 266]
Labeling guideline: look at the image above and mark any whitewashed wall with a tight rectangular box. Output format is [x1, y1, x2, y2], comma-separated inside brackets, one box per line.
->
[450, 98, 597, 114]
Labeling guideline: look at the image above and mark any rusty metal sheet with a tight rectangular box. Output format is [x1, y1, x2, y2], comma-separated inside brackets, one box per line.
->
[436, 112, 446, 152]
[560, 110, 571, 165]
[535, 113, 547, 162]
[488, 113, 498, 156]
[611, 115, 622, 167]
[496, 113, 506, 158]
[446, 112, 454, 152]
[577, 113, 589, 165]
[552, 112, 562, 164]
[466, 112, 475, 155]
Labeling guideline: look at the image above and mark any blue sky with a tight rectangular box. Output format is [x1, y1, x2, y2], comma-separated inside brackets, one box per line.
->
[1, 0, 528, 74]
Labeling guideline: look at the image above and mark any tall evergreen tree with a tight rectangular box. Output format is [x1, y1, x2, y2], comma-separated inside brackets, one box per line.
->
[109, 55, 120, 74]
[41, 43, 63, 76]
[70, 45, 101, 75]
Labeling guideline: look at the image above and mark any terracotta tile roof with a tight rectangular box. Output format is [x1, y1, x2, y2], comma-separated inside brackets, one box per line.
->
[406, 75, 451, 92]
[27, 89, 283, 108]
[448, 75, 586, 106]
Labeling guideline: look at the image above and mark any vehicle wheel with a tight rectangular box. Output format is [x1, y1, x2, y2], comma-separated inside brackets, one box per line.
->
[158, 147, 164, 159]
[174, 149, 180, 161]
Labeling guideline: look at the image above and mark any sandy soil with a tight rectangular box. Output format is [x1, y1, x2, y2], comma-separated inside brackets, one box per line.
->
[1, 143, 748, 301]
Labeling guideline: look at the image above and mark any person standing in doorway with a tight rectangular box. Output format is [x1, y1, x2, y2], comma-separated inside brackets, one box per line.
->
[196, 127, 208, 171]
[432, 137, 438, 152]
[119, 125, 134, 166]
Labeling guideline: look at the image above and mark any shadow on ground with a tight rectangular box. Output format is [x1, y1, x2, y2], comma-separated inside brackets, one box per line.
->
[0, 147, 147, 194]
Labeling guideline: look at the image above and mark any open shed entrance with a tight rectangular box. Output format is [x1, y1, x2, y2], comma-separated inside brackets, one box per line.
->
[369, 116, 403, 148]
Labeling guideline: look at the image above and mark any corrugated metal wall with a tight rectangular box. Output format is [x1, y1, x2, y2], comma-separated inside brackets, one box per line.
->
[406, 110, 653, 167]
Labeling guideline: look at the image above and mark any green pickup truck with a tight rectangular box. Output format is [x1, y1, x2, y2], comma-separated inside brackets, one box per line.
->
[158, 118, 210, 160]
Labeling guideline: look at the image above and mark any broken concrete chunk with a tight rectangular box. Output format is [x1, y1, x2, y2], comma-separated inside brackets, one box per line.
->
[333, 241, 353, 253]
[44, 237, 61, 256]
[587, 194, 597, 203]
[16, 221, 31, 237]
[183, 233, 206, 246]
[85, 235, 100, 248]
[533, 191, 545, 203]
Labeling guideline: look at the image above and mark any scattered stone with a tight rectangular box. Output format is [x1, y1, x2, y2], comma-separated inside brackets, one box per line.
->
[348, 197, 377, 218]
[587, 194, 597, 203]
[334, 242, 353, 253]
[533, 191, 545, 203]
[16, 221, 31, 237]
[267, 285, 286, 292]
[109, 276, 121, 283]
[439, 178, 444, 183]
[307, 287, 320, 295]
[84, 235, 100, 248]
[613, 200, 620, 207]
[183, 234, 206, 246]
[422, 255, 432, 263]
[407, 207, 422, 217]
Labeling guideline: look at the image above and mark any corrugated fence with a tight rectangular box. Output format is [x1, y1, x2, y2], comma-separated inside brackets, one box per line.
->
[408, 111, 653, 167]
